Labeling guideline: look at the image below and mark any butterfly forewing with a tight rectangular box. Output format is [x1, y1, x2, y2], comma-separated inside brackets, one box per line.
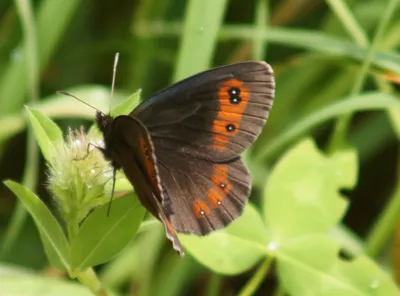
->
[133, 61, 275, 162]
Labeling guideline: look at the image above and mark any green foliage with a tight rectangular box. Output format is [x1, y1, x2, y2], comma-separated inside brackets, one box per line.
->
[264, 139, 354, 239]
[180, 204, 268, 275]
[1, 0, 400, 295]
[4, 94, 145, 290]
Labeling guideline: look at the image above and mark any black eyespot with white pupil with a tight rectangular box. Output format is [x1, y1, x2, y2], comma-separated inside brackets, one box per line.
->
[220, 182, 226, 189]
[228, 87, 241, 104]
[228, 87, 240, 96]
[200, 210, 205, 215]
[226, 124, 236, 132]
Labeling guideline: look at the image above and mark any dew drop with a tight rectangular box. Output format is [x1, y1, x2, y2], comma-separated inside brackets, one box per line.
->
[75, 139, 81, 146]
[91, 169, 96, 174]
[11, 48, 23, 61]
[87, 184, 92, 189]
[267, 241, 278, 251]
[370, 280, 380, 289]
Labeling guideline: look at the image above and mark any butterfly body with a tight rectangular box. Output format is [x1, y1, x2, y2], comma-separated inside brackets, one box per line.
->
[96, 61, 275, 256]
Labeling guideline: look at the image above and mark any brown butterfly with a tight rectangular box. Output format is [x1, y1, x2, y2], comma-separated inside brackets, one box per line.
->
[96, 61, 275, 256]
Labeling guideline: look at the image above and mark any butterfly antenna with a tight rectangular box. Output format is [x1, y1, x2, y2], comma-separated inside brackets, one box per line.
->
[56, 90, 105, 115]
[109, 52, 120, 114]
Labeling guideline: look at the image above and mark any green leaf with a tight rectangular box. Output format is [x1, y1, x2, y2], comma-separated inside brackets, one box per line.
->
[276, 235, 399, 296]
[180, 204, 268, 275]
[70, 193, 145, 271]
[110, 89, 141, 117]
[4, 180, 70, 271]
[25, 106, 62, 162]
[0, 274, 93, 296]
[264, 139, 357, 240]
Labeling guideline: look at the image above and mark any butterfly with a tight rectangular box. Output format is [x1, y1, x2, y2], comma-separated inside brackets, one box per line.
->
[96, 61, 275, 256]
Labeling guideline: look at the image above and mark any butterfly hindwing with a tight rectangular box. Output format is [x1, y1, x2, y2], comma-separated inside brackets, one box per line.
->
[97, 115, 184, 255]
[133, 61, 275, 161]
[156, 148, 251, 235]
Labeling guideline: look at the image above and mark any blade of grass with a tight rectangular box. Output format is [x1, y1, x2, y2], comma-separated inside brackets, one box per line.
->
[0, 86, 119, 144]
[365, 186, 400, 257]
[325, 0, 369, 47]
[129, 0, 169, 93]
[173, 0, 228, 81]
[1, 0, 40, 258]
[254, 92, 400, 162]
[252, 0, 269, 60]
[0, 0, 80, 116]
[328, 0, 400, 151]
[135, 23, 400, 74]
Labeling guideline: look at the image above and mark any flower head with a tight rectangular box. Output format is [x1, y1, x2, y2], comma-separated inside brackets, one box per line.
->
[47, 127, 113, 224]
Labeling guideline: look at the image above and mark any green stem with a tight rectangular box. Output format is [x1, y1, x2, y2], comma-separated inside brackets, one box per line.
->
[273, 285, 285, 296]
[328, 0, 400, 152]
[67, 218, 79, 244]
[76, 268, 108, 296]
[205, 272, 221, 296]
[237, 256, 273, 296]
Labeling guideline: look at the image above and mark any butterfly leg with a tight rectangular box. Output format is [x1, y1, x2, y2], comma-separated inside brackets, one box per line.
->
[73, 142, 102, 161]
[106, 167, 117, 216]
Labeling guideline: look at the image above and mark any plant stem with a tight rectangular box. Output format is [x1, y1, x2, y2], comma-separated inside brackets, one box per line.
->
[205, 272, 221, 296]
[76, 268, 108, 296]
[328, 0, 400, 152]
[238, 256, 273, 296]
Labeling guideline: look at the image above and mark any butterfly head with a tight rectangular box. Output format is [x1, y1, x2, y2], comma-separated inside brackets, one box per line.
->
[95, 111, 114, 137]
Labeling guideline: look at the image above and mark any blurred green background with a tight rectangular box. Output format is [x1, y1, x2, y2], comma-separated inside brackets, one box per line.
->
[0, 0, 400, 295]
